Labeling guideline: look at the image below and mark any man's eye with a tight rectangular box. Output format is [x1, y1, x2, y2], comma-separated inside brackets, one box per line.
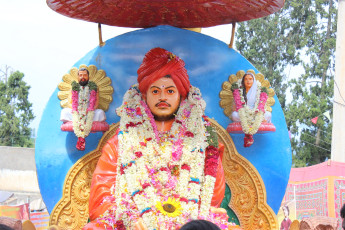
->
[167, 90, 174, 94]
[152, 90, 159, 94]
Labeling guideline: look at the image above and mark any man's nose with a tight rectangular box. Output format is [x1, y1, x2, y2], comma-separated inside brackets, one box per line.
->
[159, 91, 167, 100]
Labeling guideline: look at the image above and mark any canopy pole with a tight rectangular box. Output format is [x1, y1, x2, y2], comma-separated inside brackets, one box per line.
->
[98, 23, 105, 47]
[229, 22, 236, 48]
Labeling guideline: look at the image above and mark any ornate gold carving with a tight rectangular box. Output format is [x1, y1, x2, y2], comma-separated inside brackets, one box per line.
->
[49, 123, 120, 229]
[219, 70, 275, 118]
[51, 120, 278, 229]
[209, 118, 278, 230]
[57, 65, 114, 111]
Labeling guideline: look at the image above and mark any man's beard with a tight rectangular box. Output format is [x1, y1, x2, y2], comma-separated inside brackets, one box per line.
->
[153, 113, 176, 121]
[152, 104, 180, 122]
[79, 80, 89, 86]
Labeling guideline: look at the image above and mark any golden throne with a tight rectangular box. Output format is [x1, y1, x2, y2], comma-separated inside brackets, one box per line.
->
[49, 120, 278, 229]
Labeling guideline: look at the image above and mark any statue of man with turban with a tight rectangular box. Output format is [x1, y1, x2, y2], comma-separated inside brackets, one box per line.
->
[84, 48, 230, 230]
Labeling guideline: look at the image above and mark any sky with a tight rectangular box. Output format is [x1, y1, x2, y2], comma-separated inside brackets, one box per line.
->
[0, 0, 233, 134]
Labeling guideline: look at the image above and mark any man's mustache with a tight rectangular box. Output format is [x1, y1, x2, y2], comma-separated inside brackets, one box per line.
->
[155, 101, 171, 107]
[79, 79, 89, 86]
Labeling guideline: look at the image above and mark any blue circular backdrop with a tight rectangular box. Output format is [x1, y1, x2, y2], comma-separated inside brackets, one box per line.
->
[36, 25, 291, 215]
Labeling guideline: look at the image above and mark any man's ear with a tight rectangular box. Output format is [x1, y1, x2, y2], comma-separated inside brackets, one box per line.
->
[142, 93, 147, 101]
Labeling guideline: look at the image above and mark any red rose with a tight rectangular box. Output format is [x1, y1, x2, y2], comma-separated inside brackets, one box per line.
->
[181, 164, 191, 171]
[136, 107, 142, 116]
[142, 183, 151, 189]
[135, 151, 143, 158]
[185, 131, 194, 137]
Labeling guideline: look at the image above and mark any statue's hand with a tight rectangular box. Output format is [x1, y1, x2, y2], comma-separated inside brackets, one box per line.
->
[134, 218, 148, 230]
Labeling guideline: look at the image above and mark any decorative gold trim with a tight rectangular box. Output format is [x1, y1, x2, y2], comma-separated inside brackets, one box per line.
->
[49, 123, 119, 230]
[209, 118, 278, 230]
[50, 119, 278, 229]
[219, 70, 275, 118]
[57, 65, 113, 111]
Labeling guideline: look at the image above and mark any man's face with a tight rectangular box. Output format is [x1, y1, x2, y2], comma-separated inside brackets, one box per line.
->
[283, 207, 289, 218]
[144, 77, 181, 121]
[78, 70, 89, 86]
[244, 74, 254, 90]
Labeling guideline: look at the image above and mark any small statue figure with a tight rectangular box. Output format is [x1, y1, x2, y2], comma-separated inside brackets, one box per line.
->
[280, 205, 292, 230]
[220, 70, 275, 147]
[231, 72, 271, 123]
[59, 66, 113, 150]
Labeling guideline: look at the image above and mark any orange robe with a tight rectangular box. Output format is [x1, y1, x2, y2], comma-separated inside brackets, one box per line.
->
[84, 131, 226, 229]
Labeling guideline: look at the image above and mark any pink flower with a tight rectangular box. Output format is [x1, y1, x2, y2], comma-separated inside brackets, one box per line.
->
[87, 90, 97, 111]
[232, 89, 243, 111]
[183, 109, 191, 117]
[71, 91, 79, 111]
[172, 139, 183, 161]
[204, 146, 220, 177]
[257, 92, 268, 112]
[140, 100, 160, 142]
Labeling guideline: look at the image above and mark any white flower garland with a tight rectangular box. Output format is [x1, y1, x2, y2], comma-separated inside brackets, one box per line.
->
[72, 86, 95, 138]
[111, 84, 217, 229]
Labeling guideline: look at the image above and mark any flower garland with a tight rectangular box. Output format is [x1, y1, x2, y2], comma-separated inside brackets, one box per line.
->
[71, 81, 97, 150]
[96, 84, 231, 229]
[231, 79, 268, 136]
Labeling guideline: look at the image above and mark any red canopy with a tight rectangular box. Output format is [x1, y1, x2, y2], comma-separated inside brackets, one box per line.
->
[46, 0, 285, 28]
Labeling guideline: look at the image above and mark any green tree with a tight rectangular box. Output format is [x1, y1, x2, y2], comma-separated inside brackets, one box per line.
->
[0, 70, 35, 147]
[235, 0, 337, 167]
[235, 2, 302, 109]
[286, 0, 336, 167]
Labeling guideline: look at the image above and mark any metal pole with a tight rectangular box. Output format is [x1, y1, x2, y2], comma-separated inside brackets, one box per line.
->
[331, 0, 345, 162]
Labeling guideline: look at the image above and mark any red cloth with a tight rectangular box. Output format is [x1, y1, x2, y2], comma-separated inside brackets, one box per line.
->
[280, 218, 292, 230]
[85, 131, 225, 229]
[137, 47, 190, 99]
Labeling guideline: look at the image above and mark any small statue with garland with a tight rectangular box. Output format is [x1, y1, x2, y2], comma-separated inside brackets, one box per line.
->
[220, 70, 276, 147]
[59, 65, 113, 150]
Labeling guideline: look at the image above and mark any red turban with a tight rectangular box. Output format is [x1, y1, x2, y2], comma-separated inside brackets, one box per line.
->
[137, 47, 190, 99]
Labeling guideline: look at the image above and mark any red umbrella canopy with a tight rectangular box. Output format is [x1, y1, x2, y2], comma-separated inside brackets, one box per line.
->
[46, 0, 285, 28]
